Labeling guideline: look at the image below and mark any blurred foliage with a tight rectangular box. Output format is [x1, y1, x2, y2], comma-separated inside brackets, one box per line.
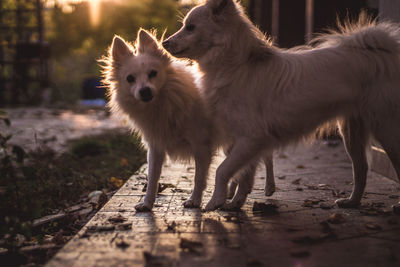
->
[46, 0, 184, 103]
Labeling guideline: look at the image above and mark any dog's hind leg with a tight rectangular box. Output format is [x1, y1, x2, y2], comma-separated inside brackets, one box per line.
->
[222, 162, 257, 210]
[371, 119, 400, 211]
[205, 138, 264, 211]
[227, 150, 274, 199]
[336, 117, 369, 208]
[263, 151, 275, 196]
[184, 147, 212, 208]
[135, 147, 165, 212]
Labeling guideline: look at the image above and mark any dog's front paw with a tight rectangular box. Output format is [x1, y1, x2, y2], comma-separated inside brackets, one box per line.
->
[335, 198, 360, 208]
[183, 199, 201, 208]
[264, 187, 275, 197]
[204, 196, 226, 211]
[221, 201, 242, 211]
[135, 202, 153, 212]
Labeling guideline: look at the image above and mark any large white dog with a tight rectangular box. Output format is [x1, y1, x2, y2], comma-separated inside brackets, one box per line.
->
[163, 0, 400, 211]
[102, 29, 274, 211]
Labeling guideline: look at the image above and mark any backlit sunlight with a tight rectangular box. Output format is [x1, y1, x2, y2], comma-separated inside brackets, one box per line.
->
[88, 0, 101, 26]
[47, 0, 202, 27]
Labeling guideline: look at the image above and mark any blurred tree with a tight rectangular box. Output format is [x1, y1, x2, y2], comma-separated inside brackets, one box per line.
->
[46, 0, 181, 104]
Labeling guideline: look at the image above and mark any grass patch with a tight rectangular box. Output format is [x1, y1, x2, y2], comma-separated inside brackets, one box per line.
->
[0, 130, 146, 261]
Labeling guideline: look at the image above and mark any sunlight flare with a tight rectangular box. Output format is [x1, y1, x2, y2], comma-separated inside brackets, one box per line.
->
[89, 0, 101, 27]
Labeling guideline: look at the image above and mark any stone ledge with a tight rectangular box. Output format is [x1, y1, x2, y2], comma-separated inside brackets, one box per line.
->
[47, 142, 400, 267]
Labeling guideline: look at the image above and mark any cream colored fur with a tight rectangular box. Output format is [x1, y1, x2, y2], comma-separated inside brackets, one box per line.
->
[164, 0, 400, 211]
[102, 29, 274, 211]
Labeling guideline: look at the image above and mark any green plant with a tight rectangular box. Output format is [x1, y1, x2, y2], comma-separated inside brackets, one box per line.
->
[0, 116, 146, 253]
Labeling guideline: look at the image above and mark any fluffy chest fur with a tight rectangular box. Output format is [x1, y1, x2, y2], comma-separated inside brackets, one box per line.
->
[111, 64, 214, 160]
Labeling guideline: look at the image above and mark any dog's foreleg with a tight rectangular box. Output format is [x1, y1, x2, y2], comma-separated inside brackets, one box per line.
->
[135, 146, 165, 212]
[227, 180, 238, 199]
[224, 145, 238, 199]
[336, 118, 368, 208]
[204, 138, 264, 211]
[222, 161, 257, 211]
[184, 147, 212, 208]
[263, 151, 275, 196]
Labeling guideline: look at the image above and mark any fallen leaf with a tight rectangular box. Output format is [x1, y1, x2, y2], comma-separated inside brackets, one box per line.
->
[252, 201, 279, 214]
[307, 185, 319, 190]
[158, 183, 175, 193]
[292, 178, 301, 185]
[365, 223, 382, 230]
[110, 177, 124, 188]
[52, 231, 66, 245]
[143, 251, 171, 265]
[120, 157, 128, 166]
[246, 259, 264, 266]
[116, 222, 132, 230]
[180, 238, 203, 253]
[328, 213, 345, 224]
[319, 203, 334, 210]
[108, 214, 127, 224]
[393, 205, 400, 215]
[167, 221, 177, 232]
[116, 239, 130, 249]
[303, 200, 314, 207]
[290, 250, 310, 258]
[87, 225, 115, 232]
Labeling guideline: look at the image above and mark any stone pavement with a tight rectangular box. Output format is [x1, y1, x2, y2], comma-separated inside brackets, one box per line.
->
[47, 141, 400, 267]
[1, 108, 123, 152]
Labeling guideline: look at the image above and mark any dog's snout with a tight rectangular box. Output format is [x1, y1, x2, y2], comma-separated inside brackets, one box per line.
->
[139, 87, 153, 102]
[162, 40, 170, 49]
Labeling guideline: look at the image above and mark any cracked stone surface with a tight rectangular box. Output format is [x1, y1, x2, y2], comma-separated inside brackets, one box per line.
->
[47, 142, 400, 267]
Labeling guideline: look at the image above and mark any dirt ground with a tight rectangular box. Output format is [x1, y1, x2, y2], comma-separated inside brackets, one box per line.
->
[0, 107, 145, 266]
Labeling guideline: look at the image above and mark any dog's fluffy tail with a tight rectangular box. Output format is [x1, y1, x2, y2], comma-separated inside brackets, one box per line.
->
[311, 12, 400, 55]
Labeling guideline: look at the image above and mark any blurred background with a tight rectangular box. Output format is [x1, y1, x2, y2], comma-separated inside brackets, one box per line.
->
[0, 0, 203, 107]
[2, 0, 399, 108]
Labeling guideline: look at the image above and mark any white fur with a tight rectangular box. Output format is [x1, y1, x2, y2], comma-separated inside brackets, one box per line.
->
[164, 0, 400, 211]
[102, 29, 274, 211]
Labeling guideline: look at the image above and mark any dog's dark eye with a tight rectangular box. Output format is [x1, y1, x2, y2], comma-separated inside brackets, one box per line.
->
[148, 70, 157, 79]
[185, 24, 195, 32]
[126, 74, 135, 83]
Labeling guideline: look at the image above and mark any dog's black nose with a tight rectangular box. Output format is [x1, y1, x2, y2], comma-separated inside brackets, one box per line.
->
[139, 87, 153, 102]
[162, 40, 170, 49]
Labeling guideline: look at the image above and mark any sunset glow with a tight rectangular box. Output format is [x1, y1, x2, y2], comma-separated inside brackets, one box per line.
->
[89, 0, 101, 27]
[47, 0, 201, 27]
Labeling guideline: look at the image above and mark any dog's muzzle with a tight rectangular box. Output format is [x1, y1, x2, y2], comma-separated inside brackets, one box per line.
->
[139, 87, 153, 102]
[162, 40, 170, 49]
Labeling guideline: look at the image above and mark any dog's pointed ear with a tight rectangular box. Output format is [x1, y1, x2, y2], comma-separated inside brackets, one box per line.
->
[111, 36, 132, 61]
[207, 0, 231, 15]
[137, 29, 159, 54]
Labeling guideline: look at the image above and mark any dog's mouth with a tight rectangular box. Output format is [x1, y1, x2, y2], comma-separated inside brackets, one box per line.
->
[172, 47, 189, 56]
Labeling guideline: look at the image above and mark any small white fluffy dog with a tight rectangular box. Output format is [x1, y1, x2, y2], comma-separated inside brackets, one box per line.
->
[102, 29, 274, 211]
[163, 0, 400, 211]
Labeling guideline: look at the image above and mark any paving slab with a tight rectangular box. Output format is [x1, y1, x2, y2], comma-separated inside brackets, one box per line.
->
[47, 141, 400, 267]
